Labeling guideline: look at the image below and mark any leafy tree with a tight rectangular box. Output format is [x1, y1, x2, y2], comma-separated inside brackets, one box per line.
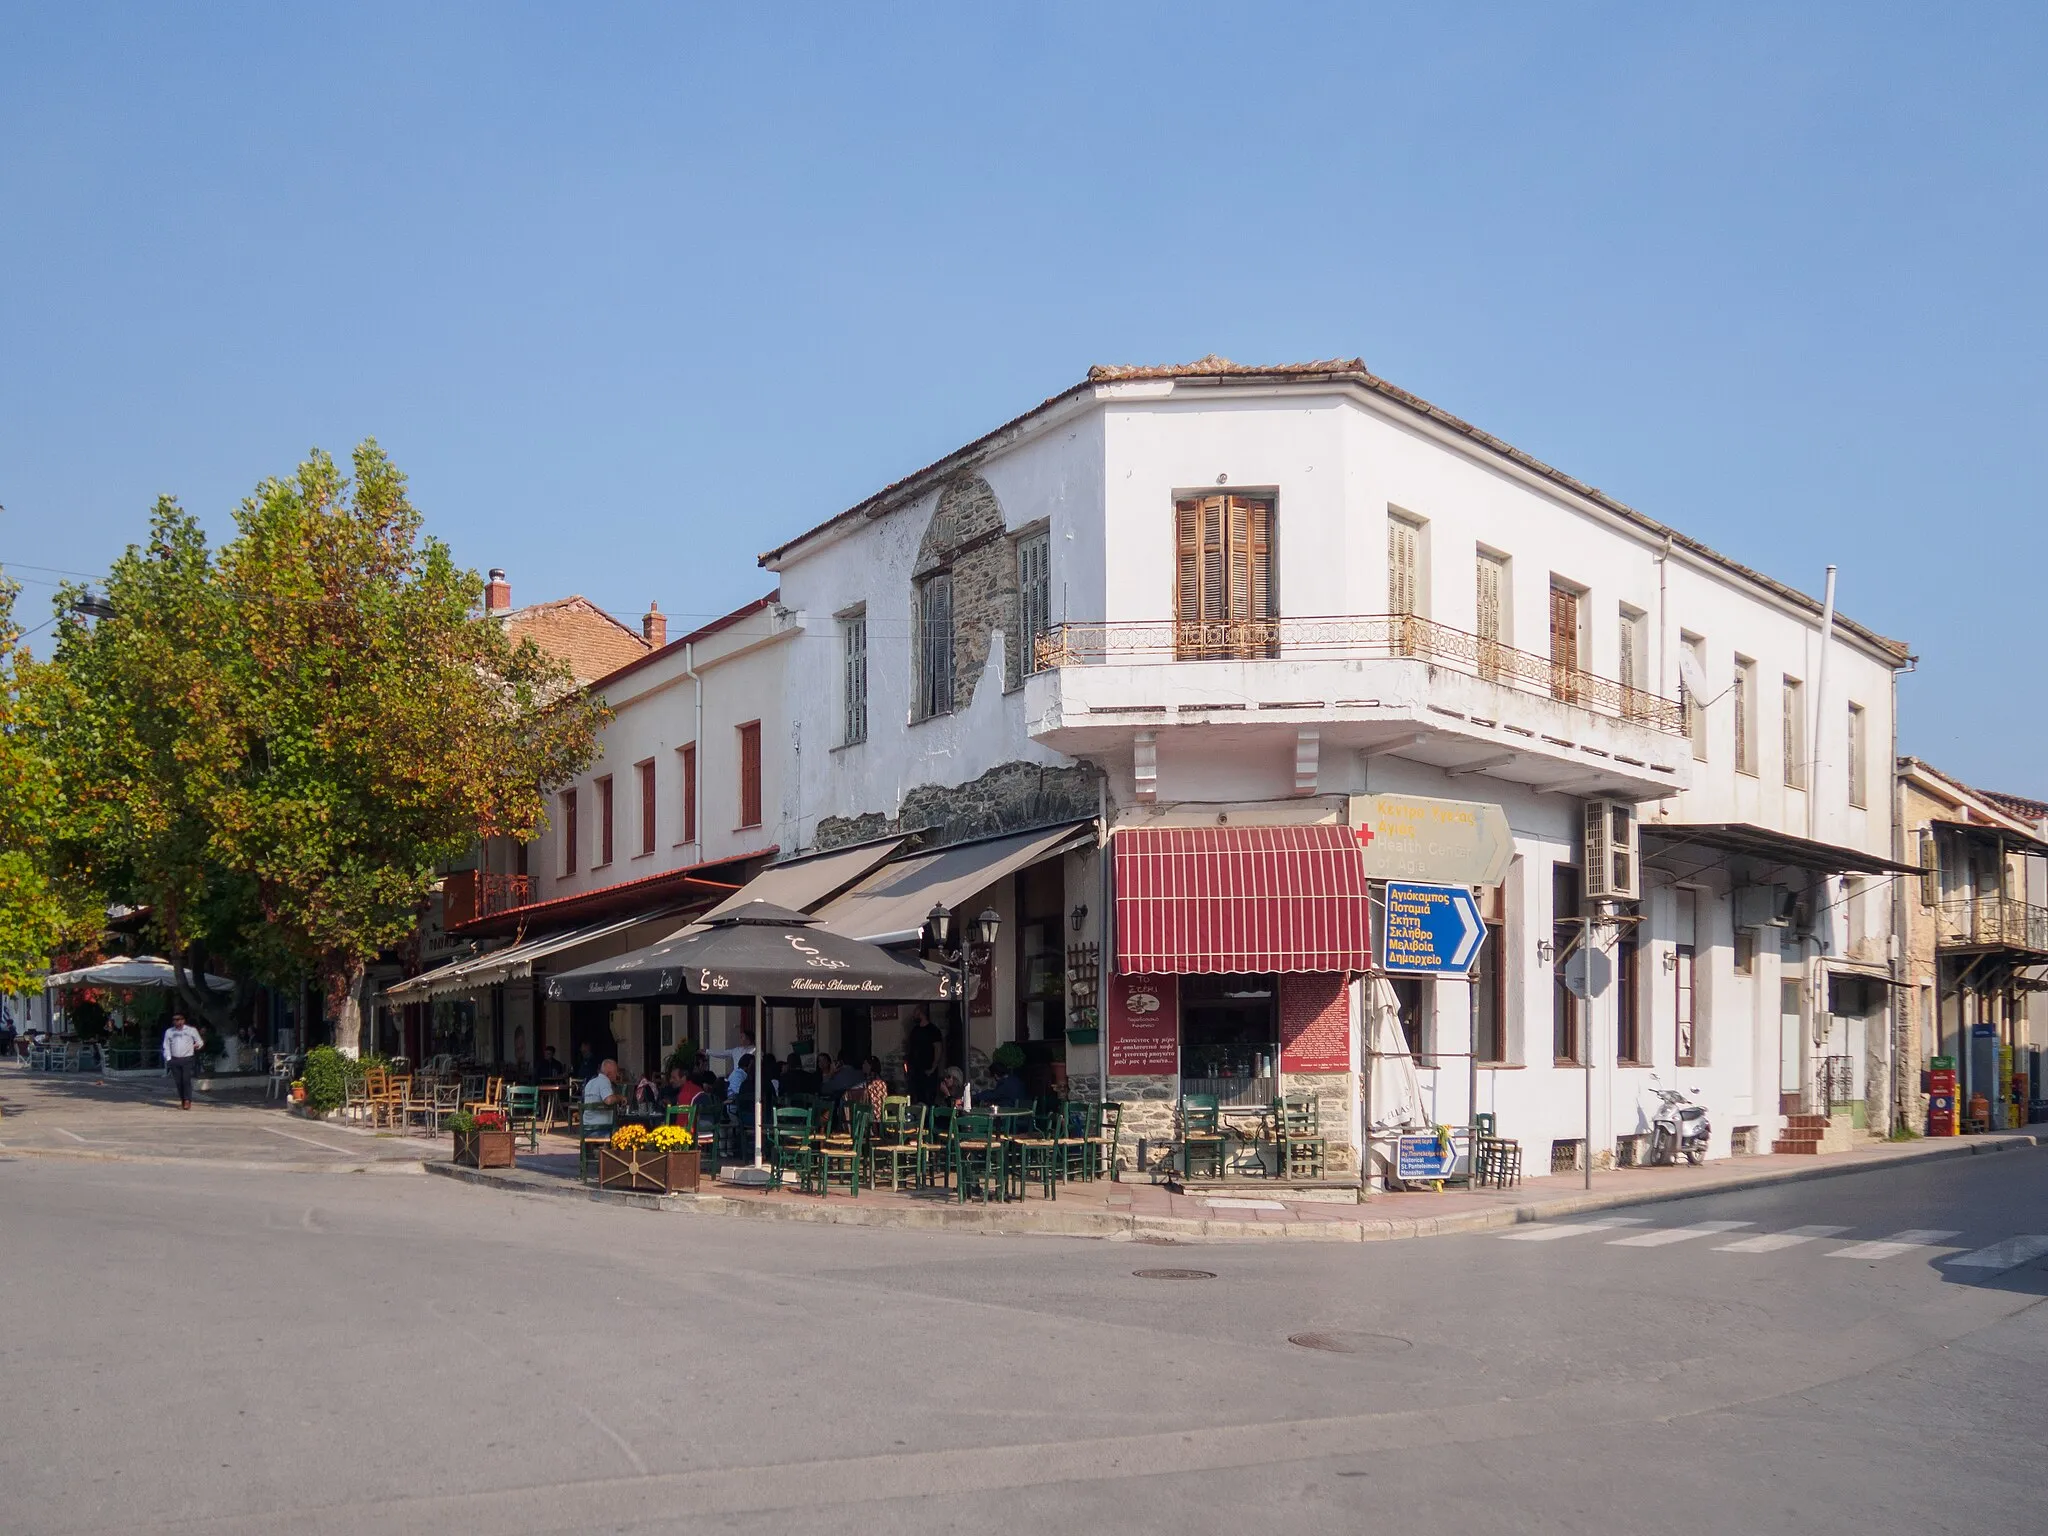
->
[0, 573, 91, 992]
[40, 442, 605, 1052]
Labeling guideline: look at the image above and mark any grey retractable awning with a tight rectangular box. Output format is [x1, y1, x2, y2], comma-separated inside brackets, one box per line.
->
[698, 838, 906, 923]
[812, 822, 1096, 944]
[1640, 822, 1922, 877]
[384, 906, 691, 1001]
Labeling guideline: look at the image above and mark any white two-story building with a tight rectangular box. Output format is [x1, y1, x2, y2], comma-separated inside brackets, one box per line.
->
[759, 355, 1915, 1176]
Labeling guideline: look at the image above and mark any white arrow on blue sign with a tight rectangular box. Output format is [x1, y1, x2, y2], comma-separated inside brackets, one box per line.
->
[1380, 882, 1486, 976]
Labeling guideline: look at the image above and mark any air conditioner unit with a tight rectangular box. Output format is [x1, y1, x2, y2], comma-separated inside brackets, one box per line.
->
[1734, 884, 1791, 929]
[1583, 798, 1640, 902]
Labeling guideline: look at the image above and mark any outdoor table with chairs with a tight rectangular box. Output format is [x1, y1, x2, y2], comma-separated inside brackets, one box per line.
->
[1165, 1093, 1331, 1182]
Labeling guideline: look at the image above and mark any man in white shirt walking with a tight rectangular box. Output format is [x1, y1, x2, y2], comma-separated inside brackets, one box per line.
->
[161, 1010, 203, 1110]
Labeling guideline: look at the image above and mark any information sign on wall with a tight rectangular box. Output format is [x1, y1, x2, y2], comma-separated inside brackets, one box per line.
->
[1107, 973, 1178, 1075]
[1348, 793, 1512, 886]
[1279, 972, 1351, 1073]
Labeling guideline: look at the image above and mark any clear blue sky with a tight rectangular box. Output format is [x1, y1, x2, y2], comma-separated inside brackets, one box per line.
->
[3, 4, 2043, 787]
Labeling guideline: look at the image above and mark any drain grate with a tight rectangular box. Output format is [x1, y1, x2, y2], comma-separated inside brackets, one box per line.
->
[1287, 1330, 1411, 1354]
[1133, 1268, 1216, 1280]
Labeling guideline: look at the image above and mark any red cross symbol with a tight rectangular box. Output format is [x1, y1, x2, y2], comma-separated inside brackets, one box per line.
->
[1352, 824, 1374, 849]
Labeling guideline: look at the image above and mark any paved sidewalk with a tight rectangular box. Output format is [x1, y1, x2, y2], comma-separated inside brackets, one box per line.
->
[0, 1065, 426, 1173]
[428, 1118, 2047, 1241]
[7, 1064, 2039, 1233]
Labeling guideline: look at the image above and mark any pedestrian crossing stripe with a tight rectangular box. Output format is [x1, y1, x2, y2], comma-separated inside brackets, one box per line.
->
[1825, 1230, 1961, 1261]
[1608, 1220, 1752, 1247]
[1496, 1222, 2048, 1273]
[1944, 1235, 2048, 1270]
[1713, 1224, 1850, 1252]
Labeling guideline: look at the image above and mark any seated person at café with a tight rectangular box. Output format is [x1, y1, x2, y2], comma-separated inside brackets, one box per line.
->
[820, 1054, 865, 1099]
[981, 1045, 1031, 1109]
[536, 1045, 568, 1083]
[935, 1067, 965, 1109]
[632, 1068, 662, 1108]
[780, 1052, 820, 1096]
[856, 1056, 889, 1121]
[582, 1059, 624, 1126]
[664, 1066, 702, 1110]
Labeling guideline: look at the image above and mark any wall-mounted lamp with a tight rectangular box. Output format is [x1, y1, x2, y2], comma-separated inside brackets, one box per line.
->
[1536, 939, 1555, 965]
[1070, 903, 1089, 933]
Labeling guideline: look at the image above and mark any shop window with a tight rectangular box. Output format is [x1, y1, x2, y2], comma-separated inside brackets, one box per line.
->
[1179, 973, 1277, 1106]
[1390, 976, 1430, 1062]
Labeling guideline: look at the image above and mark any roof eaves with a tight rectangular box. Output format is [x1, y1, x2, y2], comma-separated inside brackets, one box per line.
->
[582, 591, 781, 694]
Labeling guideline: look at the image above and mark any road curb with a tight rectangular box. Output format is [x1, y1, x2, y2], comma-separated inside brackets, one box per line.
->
[424, 1132, 2046, 1242]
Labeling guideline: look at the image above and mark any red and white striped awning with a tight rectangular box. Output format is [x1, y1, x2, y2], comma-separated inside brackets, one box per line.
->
[1113, 824, 1373, 975]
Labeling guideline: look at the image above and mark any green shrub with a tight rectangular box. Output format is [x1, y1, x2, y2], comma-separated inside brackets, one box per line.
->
[990, 1042, 1027, 1074]
[302, 1045, 347, 1114]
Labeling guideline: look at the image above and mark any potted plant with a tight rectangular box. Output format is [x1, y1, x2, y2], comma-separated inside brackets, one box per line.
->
[449, 1108, 516, 1169]
[595, 1122, 699, 1193]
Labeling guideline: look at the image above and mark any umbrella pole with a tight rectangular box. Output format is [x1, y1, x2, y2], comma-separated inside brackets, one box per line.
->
[752, 995, 765, 1171]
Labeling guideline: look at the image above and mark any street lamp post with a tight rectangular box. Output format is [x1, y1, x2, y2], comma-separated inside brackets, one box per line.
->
[922, 904, 1000, 1110]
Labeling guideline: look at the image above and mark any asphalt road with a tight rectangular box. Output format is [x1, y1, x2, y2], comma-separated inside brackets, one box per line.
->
[3, 1139, 2045, 1535]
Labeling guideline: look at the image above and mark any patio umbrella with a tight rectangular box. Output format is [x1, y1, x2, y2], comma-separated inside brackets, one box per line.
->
[43, 956, 232, 992]
[1365, 973, 1425, 1139]
[543, 901, 956, 1172]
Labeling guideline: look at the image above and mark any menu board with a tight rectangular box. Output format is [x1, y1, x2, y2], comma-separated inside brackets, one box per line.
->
[1279, 971, 1351, 1073]
[1107, 973, 1178, 1075]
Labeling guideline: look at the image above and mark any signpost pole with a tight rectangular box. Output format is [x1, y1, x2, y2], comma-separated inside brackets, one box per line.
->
[1582, 911, 1593, 1191]
[1468, 972, 1479, 1188]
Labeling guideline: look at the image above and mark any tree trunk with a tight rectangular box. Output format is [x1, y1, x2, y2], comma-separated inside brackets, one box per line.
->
[325, 953, 367, 1059]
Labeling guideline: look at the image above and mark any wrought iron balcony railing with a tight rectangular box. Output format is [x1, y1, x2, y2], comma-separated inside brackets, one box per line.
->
[1032, 614, 1686, 734]
[1935, 895, 2048, 954]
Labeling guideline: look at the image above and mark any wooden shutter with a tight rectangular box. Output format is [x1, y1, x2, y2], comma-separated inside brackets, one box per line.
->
[1174, 499, 1202, 628]
[1388, 518, 1418, 616]
[638, 761, 656, 856]
[680, 744, 697, 844]
[1733, 667, 1749, 772]
[1476, 553, 1504, 680]
[1549, 584, 1579, 701]
[1245, 498, 1274, 652]
[597, 775, 614, 865]
[562, 789, 578, 875]
[738, 722, 762, 829]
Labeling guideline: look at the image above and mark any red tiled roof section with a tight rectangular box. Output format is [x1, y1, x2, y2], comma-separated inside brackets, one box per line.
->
[1980, 788, 2048, 824]
[501, 597, 651, 686]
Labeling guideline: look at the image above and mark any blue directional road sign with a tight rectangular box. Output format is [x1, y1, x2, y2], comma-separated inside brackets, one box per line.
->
[1380, 882, 1486, 976]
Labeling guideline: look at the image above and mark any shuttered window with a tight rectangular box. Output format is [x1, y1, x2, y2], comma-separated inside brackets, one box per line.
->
[1016, 531, 1050, 679]
[1475, 551, 1507, 681]
[1847, 702, 1867, 807]
[737, 721, 762, 829]
[1733, 658, 1756, 774]
[596, 775, 614, 865]
[1549, 584, 1581, 702]
[841, 611, 868, 745]
[679, 743, 697, 844]
[1388, 515, 1421, 616]
[561, 788, 579, 876]
[1783, 676, 1805, 789]
[917, 573, 953, 718]
[1682, 632, 1708, 761]
[1174, 495, 1275, 658]
[636, 759, 656, 856]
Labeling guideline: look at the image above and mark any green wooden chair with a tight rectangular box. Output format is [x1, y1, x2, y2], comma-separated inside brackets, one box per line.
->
[804, 1105, 870, 1197]
[870, 1103, 928, 1190]
[948, 1111, 1009, 1204]
[769, 1106, 816, 1189]
[1179, 1095, 1226, 1181]
[506, 1085, 541, 1152]
[576, 1103, 615, 1182]
[1275, 1094, 1327, 1179]
[1006, 1105, 1065, 1199]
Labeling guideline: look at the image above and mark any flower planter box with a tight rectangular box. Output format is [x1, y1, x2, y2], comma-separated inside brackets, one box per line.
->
[452, 1127, 517, 1169]
[596, 1145, 700, 1194]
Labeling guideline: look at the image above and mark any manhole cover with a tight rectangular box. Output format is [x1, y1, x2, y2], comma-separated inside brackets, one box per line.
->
[1287, 1330, 1411, 1354]
[1133, 1268, 1216, 1280]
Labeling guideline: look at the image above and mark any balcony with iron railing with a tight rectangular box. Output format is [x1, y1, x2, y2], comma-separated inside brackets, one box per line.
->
[1935, 895, 2048, 956]
[1025, 613, 1690, 799]
[1033, 614, 1685, 733]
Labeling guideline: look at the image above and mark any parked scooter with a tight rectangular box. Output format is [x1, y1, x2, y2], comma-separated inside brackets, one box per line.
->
[1645, 1081, 1710, 1166]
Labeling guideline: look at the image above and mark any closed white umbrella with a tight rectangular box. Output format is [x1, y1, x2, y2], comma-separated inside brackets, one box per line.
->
[1365, 974, 1425, 1136]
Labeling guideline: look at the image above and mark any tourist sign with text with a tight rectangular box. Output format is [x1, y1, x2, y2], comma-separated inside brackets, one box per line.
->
[1380, 881, 1487, 976]
[1348, 793, 1512, 886]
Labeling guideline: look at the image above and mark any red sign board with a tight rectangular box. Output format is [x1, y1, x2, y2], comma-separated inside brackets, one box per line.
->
[1279, 972, 1351, 1073]
[1107, 973, 1178, 1075]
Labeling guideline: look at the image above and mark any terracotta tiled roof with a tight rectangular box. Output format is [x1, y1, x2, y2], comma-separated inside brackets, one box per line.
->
[500, 596, 650, 686]
[1979, 788, 2048, 825]
[585, 591, 780, 694]
[757, 356, 1911, 662]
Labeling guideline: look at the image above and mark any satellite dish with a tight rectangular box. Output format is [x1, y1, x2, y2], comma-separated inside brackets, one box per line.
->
[1678, 650, 1714, 703]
